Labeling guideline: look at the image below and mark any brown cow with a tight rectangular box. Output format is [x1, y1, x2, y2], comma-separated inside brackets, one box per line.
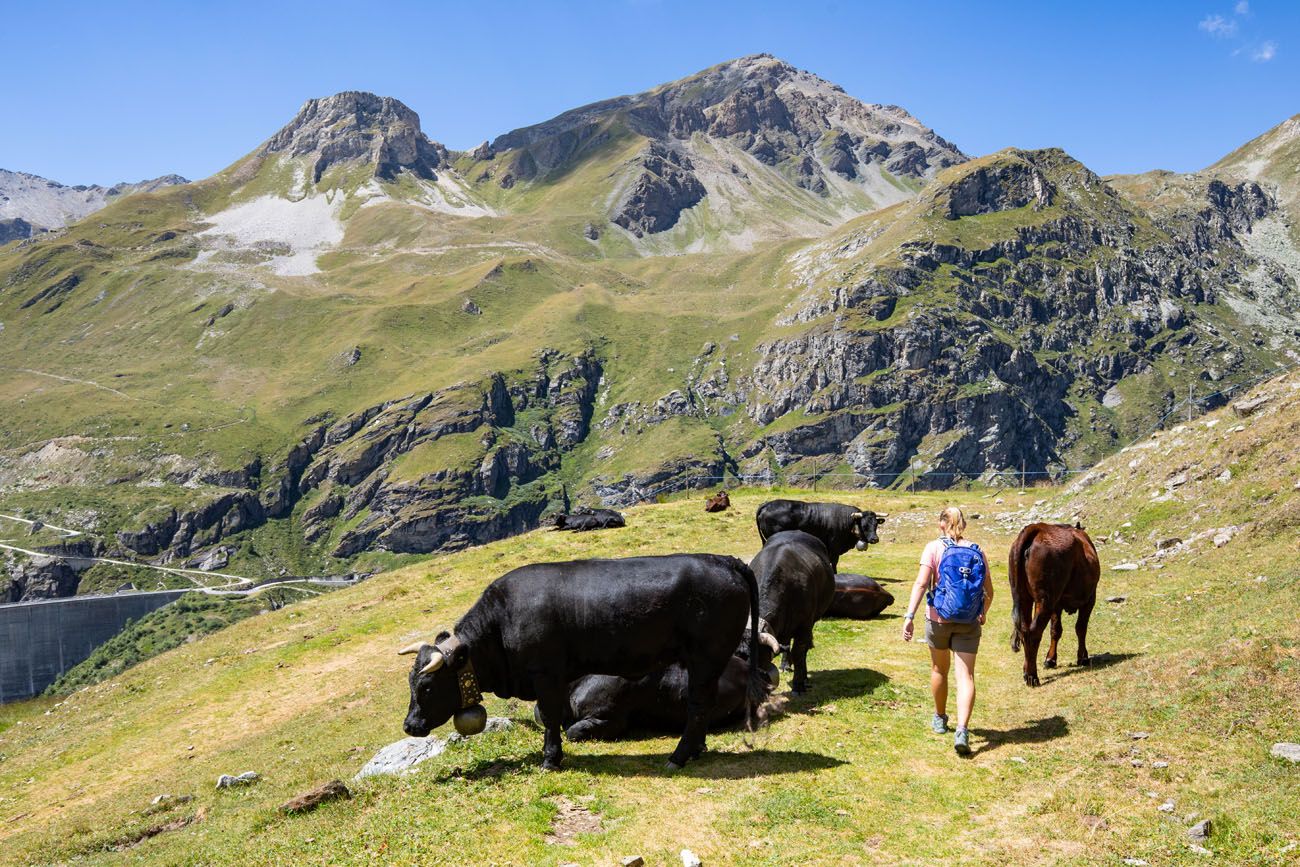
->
[704, 491, 731, 513]
[826, 574, 894, 619]
[1008, 523, 1100, 687]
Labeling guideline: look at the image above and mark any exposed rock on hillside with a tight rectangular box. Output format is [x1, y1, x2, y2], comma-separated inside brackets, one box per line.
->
[262, 92, 448, 183]
[613, 144, 707, 235]
[689, 148, 1299, 485]
[493, 55, 962, 191]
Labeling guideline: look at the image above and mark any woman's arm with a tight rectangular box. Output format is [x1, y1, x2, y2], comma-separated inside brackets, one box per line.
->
[979, 551, 994, 625]
[901, 563, 931, 641]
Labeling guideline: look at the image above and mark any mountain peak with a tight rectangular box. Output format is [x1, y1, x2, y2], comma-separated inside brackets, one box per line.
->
[262, 91, 448, 183]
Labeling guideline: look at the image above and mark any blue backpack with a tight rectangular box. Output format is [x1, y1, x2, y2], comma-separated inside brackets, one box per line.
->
[929, 538, 986, 623]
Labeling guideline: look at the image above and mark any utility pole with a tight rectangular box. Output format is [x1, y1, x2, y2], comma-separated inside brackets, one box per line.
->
[1187, 383, 1194, 423]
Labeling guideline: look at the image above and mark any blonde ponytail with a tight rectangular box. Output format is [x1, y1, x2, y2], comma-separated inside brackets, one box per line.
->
[939, 506, 967, 541]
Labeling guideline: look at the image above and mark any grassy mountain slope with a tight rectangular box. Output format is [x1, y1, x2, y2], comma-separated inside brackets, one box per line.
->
[1, 63, 1297, 597]
[1, 369, 1298, 864]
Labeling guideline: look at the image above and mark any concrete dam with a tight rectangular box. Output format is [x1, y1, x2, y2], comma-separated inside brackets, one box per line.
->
[0, 590, 188, 703]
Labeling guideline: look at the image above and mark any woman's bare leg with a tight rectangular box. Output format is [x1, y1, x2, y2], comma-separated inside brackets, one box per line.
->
[953, 650, 978, 730]
[930, 648, 950, 717]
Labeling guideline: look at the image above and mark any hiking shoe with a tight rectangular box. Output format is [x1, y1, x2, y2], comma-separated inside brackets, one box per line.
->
[954, 728, 971, 756]
[931, 713, 948, 734]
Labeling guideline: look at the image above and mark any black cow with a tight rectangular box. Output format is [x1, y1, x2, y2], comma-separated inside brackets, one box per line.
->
[750, 530, 836, 694]
[557, 630, 780, 740]
[827, 574, 895, 619]
[554, 508, 625, 532]
[400, 554, 767, 770]
[755, 499, 887, 571]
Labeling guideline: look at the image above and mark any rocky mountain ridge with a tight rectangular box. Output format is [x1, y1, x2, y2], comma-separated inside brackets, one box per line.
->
[0, 169, 187, 241]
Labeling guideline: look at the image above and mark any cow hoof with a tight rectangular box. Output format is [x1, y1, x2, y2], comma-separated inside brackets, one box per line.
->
[541, 758, 562, 771]
[664, 760, 683, 772]
[1077, 656, 1091, 667]
[1024, 674, 1040, 687]
[1044, 658, 1057, 669]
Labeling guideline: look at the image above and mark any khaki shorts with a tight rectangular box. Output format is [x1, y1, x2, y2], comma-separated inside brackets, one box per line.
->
[925, 618, 982, 653]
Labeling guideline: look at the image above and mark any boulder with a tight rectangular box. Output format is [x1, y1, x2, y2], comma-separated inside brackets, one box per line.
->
[216, 771, 259, 789]
[1271, 742, 1300, 763]
[355, 737, 449, 779]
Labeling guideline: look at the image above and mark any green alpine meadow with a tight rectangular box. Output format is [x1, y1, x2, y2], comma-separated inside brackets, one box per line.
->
[1, 23, 1299, 866]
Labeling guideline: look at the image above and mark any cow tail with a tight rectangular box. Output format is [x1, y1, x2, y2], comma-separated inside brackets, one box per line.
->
[736, 559, 769, 731]
[1008, 526, 1036, 652]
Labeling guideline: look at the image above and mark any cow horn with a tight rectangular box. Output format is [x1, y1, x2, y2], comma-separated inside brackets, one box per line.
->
[397, 641, 431, 656]
[851, 511, 863, 518]
[876, 512, 889, 519]
[758, 631, 781, 653]
[419, 652, 446, 675]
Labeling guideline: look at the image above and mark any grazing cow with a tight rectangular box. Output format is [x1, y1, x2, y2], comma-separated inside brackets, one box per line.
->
[557, 630, 780, 740]
[704, 491, 731, 513]
[755, 499, 887, 571]
[553, 508, 625, 532]
[750, 530, 836, 694]
[400, 554, 767, 770]
[1008, 523, 1100, 687]
[827, 574, 895, 619]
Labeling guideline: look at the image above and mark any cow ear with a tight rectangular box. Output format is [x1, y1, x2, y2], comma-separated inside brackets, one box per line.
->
[434, 630, 451, 644]
[449, 641, 470, 668]
[877, 516, 887, 524]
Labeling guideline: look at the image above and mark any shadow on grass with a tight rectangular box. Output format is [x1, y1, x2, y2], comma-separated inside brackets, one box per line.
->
[1042, 651, 1141, 681]
[779, 667, 890, 715]
[438, 747, 846, 781]
[972, 714, 1069, 756]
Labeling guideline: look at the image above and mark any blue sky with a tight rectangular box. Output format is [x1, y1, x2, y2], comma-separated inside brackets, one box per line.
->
[3, 0, 1296, 185]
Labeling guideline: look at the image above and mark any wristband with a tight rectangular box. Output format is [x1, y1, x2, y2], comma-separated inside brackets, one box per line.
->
[904, 613, 915, 621]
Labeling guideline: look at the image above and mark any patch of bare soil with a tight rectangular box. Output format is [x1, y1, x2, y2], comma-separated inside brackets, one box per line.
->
[544, 796, 603, 846]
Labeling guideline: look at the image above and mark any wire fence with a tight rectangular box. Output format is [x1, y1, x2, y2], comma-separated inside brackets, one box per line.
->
[612, 359, 1299, 504]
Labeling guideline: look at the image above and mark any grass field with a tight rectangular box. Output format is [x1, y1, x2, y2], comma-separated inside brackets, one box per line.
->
[2, 370, 1299, 865]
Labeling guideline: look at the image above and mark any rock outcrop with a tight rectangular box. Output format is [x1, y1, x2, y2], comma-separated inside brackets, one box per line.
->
[262, 92, 448, 183]
[613, 144, 707, 236]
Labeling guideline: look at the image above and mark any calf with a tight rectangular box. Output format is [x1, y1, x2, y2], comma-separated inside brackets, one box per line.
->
[755, 499, 887, 571]
[400, 554, 766, 770]
[704, 491, 731, 513]
[558, 630, 780, 740]
[827, 574, 895, 619]
[750, 530, 836, 693]
[553, 508, 625, 532]
[1008, 523, 1100, 687]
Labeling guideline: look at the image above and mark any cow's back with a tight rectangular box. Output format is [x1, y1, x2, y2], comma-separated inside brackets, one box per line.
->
[487, 554, 751, 678]
[750, 530, 835, 638]
[1013, 523, 1099, 609]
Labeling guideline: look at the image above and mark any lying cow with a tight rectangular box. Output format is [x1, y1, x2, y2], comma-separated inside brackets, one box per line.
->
[827, 574, 895, 619]
[751, 530, 835, 694]
[400, 554, 768, 770]
[557, 630, 780, 740]
[704, 491, 731, 513]
[1008, 523, 1100, 687]
[756, 499, 887, 571]
[553, 508, 625, 532]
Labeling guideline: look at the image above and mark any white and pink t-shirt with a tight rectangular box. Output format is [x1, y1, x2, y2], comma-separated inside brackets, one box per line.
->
[919, 537, 989, 623]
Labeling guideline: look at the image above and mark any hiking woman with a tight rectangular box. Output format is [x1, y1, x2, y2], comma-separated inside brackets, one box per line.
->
[901, 506, 993, 755]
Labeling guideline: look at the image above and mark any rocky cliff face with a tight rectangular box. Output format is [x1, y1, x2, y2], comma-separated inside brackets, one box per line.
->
[261, 92, 448, 183]
[104, 349, 601, 566]
[587, 149, 1298, 495]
